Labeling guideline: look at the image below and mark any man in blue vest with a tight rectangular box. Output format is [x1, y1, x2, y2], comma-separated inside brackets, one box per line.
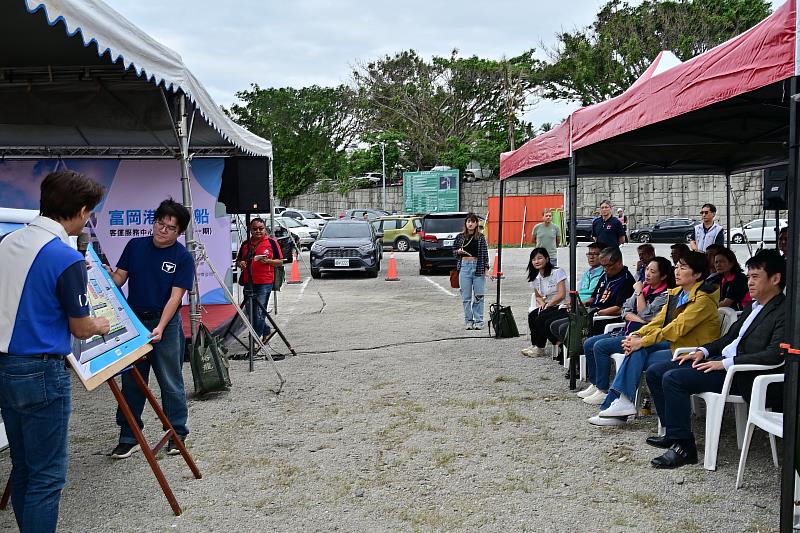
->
[0, 171, 109, 532]
[105, 198, 195, 459]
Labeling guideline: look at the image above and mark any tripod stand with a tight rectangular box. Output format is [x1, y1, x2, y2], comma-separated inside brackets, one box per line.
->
[190, 238, 286, 392]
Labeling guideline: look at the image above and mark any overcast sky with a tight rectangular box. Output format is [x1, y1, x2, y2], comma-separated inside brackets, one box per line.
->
[104, 0, 784, 128]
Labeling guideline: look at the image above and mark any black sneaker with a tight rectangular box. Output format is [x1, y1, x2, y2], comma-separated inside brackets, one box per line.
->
[166, 437, 184, 456]
[110, 442, 140, 459]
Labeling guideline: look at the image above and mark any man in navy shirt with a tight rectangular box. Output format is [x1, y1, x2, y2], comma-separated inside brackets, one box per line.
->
[591, 199, 626, 249]
[0, 171, 109, 532]
[106, 198, 195, 459]
[587, 247, 636, 334]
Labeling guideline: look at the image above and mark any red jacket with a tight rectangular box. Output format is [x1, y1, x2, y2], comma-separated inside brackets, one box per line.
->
[237, 237, 283, 284]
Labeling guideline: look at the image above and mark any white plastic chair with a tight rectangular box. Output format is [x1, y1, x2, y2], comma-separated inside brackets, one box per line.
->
[680, 356, 783, 471]
[736, 373, 783, 488]
[576, 315, 622, 381]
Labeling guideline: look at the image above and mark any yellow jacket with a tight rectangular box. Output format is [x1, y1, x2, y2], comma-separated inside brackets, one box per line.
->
[635, 281, 720, 350]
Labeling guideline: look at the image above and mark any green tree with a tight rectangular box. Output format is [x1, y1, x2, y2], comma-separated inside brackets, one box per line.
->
[541, 0, 771, 105]
[352, 49, 541, 173]
[229, 84, 361, 200]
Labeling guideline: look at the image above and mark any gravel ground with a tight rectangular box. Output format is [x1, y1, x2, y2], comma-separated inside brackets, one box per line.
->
[0, 243, 782, 532]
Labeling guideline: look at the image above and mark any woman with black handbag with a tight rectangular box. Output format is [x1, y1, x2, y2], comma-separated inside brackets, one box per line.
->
[453, 213, 489, 330]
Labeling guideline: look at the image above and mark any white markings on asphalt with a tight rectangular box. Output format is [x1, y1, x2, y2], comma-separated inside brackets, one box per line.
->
[298, 278, 310, 300]
[423, 276, 457, 297]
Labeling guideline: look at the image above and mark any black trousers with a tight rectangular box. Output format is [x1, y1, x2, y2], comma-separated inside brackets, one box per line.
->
[549, 317, 570, 344]
[528, 307, 568, 348]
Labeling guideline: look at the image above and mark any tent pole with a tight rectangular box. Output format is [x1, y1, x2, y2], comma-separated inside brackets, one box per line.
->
[568, 154, 578, 390]
[725, 171, 731, 247]
[176, 93, 200, 344]
[496, 179, 506, 305]
[780, 75, 800, 533]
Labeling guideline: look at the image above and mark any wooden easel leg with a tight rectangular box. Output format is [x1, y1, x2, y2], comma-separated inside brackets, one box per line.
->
[107, 377, 183, 516]
[0, 479, 9, 510]
[129, 367, 202, 480]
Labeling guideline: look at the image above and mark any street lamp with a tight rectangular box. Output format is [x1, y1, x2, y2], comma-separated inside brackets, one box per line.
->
[379, 141, 386, 211]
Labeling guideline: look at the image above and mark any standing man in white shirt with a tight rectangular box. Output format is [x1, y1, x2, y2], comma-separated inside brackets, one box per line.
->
[643, 249, 785, 469]
[690, 203, 725, 251]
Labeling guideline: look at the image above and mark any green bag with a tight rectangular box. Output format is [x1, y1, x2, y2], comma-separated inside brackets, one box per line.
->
[566, 297, 596, 360]
[188, 323, 231, 397]
[489, 303, 520, 338]
[273, 264, 285, 292]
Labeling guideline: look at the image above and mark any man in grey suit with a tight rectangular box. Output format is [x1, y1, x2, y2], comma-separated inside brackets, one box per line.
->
[643, 249, 786, 469]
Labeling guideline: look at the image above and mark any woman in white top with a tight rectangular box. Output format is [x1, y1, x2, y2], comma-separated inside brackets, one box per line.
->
[521, 248, 567, 357]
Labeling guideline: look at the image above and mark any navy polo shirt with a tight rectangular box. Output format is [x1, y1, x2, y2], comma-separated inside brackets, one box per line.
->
[591, 266, 636, 310]
[592, 216, 625, 249]
[117, 237, 195, 313]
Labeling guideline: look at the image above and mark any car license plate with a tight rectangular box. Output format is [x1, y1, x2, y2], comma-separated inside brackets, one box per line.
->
[334, 258, 349, 267]
[443, 239, 454, 247]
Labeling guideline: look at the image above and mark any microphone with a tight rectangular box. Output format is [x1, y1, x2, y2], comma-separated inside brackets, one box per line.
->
[77, 232, 90, 257]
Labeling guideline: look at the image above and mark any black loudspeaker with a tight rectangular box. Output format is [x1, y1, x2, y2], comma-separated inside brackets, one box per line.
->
[763, 165, 788, 211]
[219, 157, 271, 214]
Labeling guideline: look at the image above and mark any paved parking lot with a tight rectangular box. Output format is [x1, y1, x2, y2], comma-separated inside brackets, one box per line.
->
[2, 243, 781, 531]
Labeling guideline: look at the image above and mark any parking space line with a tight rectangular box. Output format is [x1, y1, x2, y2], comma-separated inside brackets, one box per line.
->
[422, 276, 457, 297]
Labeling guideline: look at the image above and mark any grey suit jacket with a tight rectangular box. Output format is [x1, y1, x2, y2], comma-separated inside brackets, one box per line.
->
[701, 292, 786, 366]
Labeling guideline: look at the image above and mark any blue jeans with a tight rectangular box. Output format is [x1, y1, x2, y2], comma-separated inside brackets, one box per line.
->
[584, 333, 624, 391]
[646, 360, 726, 441]
[247, 283, 273, 337]
[600, 341, 672, 410]
[0, 356, 70, 532]
[459, 261, 485, 326]
[117, 313, 188, 444]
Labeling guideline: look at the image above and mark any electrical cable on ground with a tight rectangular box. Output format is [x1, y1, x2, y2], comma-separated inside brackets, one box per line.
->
[281, 334, 499, 356]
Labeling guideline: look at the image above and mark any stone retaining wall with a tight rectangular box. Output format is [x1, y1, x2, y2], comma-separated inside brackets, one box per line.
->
[289, 172, 769, 230]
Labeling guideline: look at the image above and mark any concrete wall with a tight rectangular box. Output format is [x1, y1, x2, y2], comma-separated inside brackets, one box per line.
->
[289, 171, 769, 230]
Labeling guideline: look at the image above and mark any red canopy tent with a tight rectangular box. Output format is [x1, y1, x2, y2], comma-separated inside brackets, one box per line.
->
[497, 2, 800, 527]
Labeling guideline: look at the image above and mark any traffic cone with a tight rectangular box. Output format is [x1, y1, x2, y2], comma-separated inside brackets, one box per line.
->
[490, 252, 504, 280]
[385, 252, 399, 281]
[287, 252, 302, 284]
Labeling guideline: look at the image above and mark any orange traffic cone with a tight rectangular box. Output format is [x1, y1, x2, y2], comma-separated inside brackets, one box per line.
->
[385, 252, 399, 281]
[287, 252, 302, 284]
[490, 252, 504, 280]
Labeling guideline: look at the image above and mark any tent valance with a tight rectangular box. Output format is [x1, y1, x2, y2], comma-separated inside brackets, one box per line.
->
[0, 0, 271, 158]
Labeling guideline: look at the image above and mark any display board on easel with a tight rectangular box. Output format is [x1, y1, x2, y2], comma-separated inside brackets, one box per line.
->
[67, 245, 152, 390]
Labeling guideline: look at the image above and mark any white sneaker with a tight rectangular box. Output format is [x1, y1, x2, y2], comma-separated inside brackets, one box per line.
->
[588, 415, 627, 426]
[520, 346, 536, 357]
[598, 396, 637, 418]
[532, 346, 546, 357]
[577, 384, 597, 398]
[582, 389, 608, 405]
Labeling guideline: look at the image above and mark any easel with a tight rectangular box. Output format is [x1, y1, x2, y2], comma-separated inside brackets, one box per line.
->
[0, 360, 202, 517]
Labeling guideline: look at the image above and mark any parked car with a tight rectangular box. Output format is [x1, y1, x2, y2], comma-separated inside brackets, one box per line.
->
[310, 220, 383, 278]
[729, 218, 787, 243]
[344, 208, 390, 221]
[372, 215, 422, 252]
[630, 217, 698, 243]
[274, 216, 319, 249]
[281, 209, 327, 230]
[316, 212, 335, 221]
[565, 216, 595, 242]
[418, 212, 480, 274]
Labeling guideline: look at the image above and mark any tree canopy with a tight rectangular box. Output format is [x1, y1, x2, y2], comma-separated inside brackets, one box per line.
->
[229, 0, 773, 200]
[541, 0, 772, 105]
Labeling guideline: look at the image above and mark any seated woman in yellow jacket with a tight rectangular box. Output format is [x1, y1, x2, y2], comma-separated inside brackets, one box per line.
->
[589, 251, 720, 426]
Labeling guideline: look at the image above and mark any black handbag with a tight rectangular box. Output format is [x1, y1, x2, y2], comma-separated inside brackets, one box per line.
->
[489, 303, 520, 338]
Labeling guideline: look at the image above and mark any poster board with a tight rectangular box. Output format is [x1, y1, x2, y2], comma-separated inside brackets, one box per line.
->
[67, 245, 152, 391]
[402, 169, 459, 213]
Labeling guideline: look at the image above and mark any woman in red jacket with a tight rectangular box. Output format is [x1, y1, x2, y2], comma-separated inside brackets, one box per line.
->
[236, 218, 284, 342]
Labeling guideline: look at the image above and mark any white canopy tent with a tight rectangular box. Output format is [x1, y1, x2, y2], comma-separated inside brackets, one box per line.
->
[0, 0, 274, 341]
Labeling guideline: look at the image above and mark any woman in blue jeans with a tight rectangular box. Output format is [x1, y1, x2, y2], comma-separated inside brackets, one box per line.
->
[453, 214, 490, 330]
[578, 256, 673, 404]
[588, 251, 720, 426]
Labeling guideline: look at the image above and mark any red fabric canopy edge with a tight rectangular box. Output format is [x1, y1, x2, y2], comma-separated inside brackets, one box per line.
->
[500, 0, 797, 179]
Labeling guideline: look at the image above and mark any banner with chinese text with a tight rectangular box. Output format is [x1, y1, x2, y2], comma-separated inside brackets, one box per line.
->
[0, 158, 231, 304]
